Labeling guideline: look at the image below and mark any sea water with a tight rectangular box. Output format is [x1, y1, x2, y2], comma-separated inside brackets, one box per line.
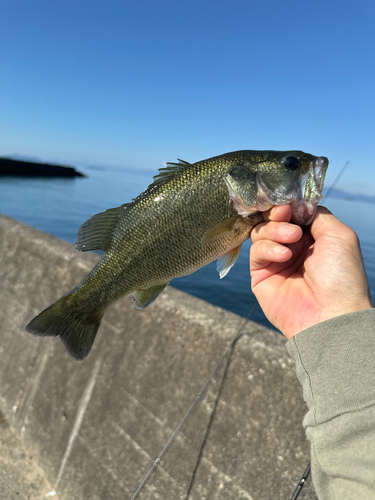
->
[1, 164, 374, 330]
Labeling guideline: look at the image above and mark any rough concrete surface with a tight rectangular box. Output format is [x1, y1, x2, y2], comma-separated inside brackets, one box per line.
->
[0, 409, 59, 500]
[0, 214, 318, 500]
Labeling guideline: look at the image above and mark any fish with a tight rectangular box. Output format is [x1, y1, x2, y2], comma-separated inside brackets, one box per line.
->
[26, 150, 328, 360]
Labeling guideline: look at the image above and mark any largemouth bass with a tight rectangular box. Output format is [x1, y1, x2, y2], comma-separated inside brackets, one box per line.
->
[26, 150, 328, 360]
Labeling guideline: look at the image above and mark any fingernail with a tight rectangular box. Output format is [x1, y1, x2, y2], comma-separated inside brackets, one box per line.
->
[279, 225, 298, 237]
[274, 245, 289, 256]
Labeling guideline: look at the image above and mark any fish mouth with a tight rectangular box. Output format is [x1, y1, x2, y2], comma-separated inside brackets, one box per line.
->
[253, 156, 328, 225]
[226, 156, 328, 226]
[290, 201, 318, 226]
[290, 157, 327, 225]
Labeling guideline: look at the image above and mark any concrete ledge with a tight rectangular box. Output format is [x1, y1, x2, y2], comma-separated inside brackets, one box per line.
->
[0, 214, 318, 499]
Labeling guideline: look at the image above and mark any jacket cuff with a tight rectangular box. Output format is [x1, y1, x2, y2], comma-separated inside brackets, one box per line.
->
[286, 309, 375, 428]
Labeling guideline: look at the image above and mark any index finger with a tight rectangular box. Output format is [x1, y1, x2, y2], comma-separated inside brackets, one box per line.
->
[250, 204, 297, 245]
[263, 204, 293, 222]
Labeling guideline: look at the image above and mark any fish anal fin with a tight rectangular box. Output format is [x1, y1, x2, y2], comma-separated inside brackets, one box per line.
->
[202, 217, 239, 244]
[216, 245, 242, 279]
[131, 283, 169, 309]
[76, 204, 129, 252]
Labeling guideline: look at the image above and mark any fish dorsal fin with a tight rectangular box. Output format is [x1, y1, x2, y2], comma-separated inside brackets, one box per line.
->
[76, 204, 129, 252]
[131, 159, 192, 203]
[151, 159, 191, 187]
[174, 158, 191, 165]
[216, 244, 242, 279]
[131, 283, 169, 309]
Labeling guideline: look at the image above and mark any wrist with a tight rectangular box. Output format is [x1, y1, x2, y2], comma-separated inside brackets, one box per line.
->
[286, 303, 374, 339]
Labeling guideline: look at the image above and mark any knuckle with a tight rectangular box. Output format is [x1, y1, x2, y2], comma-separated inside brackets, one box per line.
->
[344, 226, 359, 245]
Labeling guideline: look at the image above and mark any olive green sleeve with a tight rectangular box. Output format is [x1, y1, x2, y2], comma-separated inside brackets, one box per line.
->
[286, 309, 375, 500]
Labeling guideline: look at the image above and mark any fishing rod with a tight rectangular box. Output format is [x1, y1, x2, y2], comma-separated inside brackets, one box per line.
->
[290, 463, 311, 500]
[130, 160, 350, 500]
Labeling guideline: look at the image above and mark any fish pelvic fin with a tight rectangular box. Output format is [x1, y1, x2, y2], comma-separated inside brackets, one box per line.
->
[216, 245, 242, 279]
[25, 296, 103, 361]
[131, 283, 169, 309]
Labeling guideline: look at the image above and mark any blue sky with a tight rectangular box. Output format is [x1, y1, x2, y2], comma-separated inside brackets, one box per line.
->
[1, 0, 374, 195]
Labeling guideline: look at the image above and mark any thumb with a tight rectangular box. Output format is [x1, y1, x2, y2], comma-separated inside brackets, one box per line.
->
[310, 206, 351, 242]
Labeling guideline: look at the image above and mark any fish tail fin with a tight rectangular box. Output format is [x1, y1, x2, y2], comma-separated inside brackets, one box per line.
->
[26, 295, 103, 361]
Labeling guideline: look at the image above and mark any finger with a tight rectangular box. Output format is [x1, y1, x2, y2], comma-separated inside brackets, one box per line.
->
[250, 239, 292, 271]
[311, 206, 356, 242]
[251, 220, 303, 245]
[263, 204, 293, 222]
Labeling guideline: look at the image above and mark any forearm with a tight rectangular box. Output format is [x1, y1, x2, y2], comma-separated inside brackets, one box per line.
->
[287, 309, 375, 499]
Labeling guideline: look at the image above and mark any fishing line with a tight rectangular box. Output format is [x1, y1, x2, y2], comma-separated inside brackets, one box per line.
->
[184, 304, 257, 499]
[324, 161, 350, 199]
[130, 302, 259, 500]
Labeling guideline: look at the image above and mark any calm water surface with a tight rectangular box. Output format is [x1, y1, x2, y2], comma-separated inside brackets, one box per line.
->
[1, 165, 374, 329]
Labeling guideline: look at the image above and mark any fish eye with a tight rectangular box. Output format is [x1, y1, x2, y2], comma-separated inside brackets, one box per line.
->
[283, 156, 300, 170]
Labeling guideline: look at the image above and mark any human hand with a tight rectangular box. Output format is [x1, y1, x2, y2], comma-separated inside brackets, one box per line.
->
[250, 205, 373, 339]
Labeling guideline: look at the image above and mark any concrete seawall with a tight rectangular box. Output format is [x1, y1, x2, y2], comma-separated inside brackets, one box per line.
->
[0, 214, 318, 500]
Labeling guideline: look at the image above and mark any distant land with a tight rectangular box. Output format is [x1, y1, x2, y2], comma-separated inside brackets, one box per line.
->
[0, 157, 85, 177]
[323, 186, 375, 205]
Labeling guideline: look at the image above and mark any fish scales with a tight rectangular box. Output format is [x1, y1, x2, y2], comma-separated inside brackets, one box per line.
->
[26, 150, 328, 359]
[73, 153, 247, 302]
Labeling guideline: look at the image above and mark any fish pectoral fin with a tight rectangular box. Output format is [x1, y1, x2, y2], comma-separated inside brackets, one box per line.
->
[216, 245, 242, 279]
[76, 204, 129, 252]
[131, 283, 169, 309]
[202, 217, 240, 244]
